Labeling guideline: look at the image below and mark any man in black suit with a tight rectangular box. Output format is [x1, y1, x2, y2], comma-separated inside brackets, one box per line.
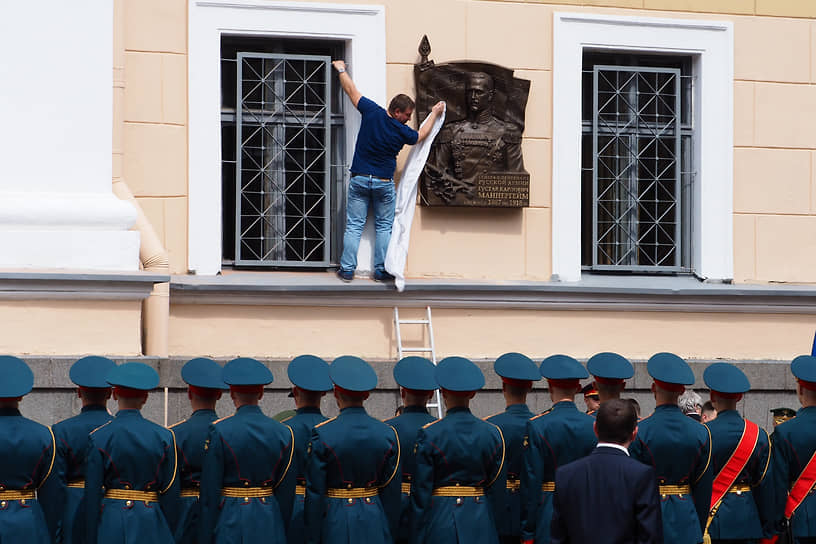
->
[551, 399, 663, 544]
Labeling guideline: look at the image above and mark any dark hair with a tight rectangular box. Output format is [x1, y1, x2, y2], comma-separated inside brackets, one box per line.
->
[701, 401, 716, 414]
[596, 399, 637, 444]
[626, 397, 641, 418]
[388, 94, 415, 115]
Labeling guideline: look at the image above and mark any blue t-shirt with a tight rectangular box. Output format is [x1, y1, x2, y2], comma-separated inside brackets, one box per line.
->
[349, 96, 418, 179]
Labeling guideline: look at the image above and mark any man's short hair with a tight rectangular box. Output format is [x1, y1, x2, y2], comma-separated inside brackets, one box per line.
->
[596, 399, 637, 445]
[701, 401, 716, 415]
[388, 94, 415, 115]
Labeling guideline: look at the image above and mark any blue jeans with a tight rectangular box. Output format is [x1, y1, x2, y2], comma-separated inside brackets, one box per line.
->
[339, 175, 396, 274]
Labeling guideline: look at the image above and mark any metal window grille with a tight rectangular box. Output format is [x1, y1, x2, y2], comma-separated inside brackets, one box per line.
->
[234, 53, 332, 266]
[590, 65, 684, 272]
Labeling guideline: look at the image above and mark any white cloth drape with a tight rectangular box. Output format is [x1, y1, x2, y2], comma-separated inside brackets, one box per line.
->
[385, 105, 446, 292]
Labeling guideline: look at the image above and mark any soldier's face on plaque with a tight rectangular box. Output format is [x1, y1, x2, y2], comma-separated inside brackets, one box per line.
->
[467, 79, 492, 114]
[392, 107, 414, 125]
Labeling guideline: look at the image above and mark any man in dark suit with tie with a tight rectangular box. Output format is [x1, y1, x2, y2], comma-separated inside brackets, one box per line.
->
[551, 399, 663, 544]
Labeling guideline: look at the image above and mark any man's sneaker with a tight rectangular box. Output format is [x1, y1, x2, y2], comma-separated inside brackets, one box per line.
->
[336, 269, 354, 283]
[373, 270, 395, 283]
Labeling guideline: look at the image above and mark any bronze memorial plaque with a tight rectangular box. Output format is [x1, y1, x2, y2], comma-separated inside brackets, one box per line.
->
[414, 36, 531, 208]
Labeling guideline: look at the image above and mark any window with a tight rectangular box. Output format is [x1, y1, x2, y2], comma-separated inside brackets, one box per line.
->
[220, 36, 347, 268]
[581, 52, 695, 273]
[551, 13, 733, 282]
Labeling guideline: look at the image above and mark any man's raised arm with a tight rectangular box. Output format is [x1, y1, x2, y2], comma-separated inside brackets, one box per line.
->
[417, 101, 445, 143]
[332, 60, 361, 108]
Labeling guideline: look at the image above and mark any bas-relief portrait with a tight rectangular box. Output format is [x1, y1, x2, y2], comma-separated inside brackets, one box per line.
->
[414, 36, 531, 208]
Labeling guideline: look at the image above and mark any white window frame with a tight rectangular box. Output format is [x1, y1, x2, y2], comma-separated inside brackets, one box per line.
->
[188, 0, 386, 275]
[552, 13, 733, 282]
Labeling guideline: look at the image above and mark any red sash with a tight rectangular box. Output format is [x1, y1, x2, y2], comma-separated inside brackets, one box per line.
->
[703, 420, 759, 544]
[785, 448, 816, 519]
[758, 446, 816, 544]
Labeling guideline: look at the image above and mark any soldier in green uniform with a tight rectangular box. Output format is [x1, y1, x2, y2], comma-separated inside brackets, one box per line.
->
[40, 355, 115, 544]
[521, 354, 597, 544]
[281, 355, 333, 544]
[84, 362, 179, 544]
[587, 351, 634, 403]
[384, 356, 438, 544]
[410, 356, 506, 544]
[198, 357, 295, 544]
[0, 355, 56, 544]
[485, 352, 540, 544]
[169, 357, 227, 544]
[702, 362, 773, 544]
[767, 355, 816, 544]
[304, 355, 401, 544]
[629, 352, 712, 544]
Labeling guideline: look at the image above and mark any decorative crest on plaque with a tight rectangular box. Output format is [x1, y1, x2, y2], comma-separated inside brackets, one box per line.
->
[415, 37, 531, 208]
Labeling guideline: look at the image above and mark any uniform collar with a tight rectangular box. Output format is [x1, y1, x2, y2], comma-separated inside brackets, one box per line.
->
[715, 408, 741, 420]
[236, 405, 262, 415]
[403, 406, 430, 414]
[81, 404, 109, 413]
[446, 406, 471, 415]
[296, 406, 323, 416]
[655, 403, 682, 413]
[551, 400, 577, 411]
[506, 403, 533, 414]
[191, 408, 217, 418]
[0, 407, 21, 417]
[340, 406, 367, 415]
[115, 409, 142, 418]
[597, 442, 630, 455]
[797, 406, 816, 416]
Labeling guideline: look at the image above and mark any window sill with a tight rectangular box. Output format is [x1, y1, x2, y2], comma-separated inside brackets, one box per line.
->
[170, 272, 816, 314]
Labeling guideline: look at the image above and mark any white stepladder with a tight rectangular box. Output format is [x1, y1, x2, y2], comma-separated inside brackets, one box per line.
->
[393, 306, 443, 418]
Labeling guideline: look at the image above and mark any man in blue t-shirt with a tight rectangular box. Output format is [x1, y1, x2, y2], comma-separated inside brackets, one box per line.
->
[332, 59, 444, 283]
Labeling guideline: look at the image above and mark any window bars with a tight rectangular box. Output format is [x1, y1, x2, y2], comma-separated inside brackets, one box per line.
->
[235, 53, 332, 266]
[591, 66, 683, 272]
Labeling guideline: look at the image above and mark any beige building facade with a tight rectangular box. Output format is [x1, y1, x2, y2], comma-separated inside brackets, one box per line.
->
[3, 0, 816, 368]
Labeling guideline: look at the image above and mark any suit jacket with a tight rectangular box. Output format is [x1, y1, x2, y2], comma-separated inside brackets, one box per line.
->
[552, 446, 663, 544]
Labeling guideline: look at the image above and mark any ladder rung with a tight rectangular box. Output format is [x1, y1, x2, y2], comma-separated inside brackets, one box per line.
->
[398, 319, 430, 325]
[401, 348, 433, 353]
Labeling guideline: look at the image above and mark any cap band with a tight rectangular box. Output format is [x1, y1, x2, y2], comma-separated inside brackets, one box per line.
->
[334, 386, 369, 398]
[502, 377, 533, 389]
[113, 386, 148, 398]
[654, 380, 686, 393]
[798, 379, 816, 391]
[229, 384, 264, 394]
[441, 388, 474, 397]
[712, 390, 743, 400]
[189, 385, 222, 398]
[594, 376, 625, 386]
[403, 388, 434, 395]
[548, 379, 580, 390]
[79, 386, 111, 394]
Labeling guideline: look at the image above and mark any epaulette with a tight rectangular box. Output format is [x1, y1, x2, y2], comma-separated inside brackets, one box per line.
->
[530, 408, 552, 421]
[89, 420, 113, 436]
[483, 411, 505, 422]
[168, 419, 187, 429]
[280, 415, 294, 424]
[314, 416, 337, 429]
[421, 418, 443, 430]
[212, 414, 233, 426]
